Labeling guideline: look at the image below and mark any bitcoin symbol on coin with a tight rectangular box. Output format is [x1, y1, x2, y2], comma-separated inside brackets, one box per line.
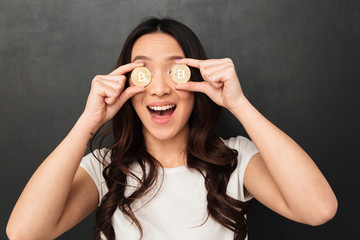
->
[177, 69, 185, 79]
[131, 67, 151, 87]
[138, 72, 146, 82]
[171, 64, 191, 83]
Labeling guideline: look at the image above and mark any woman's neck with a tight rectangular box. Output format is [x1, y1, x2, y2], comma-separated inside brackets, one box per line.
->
[144, 127, 189, 168]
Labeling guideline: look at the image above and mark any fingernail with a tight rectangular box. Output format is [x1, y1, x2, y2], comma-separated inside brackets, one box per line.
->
[175, 58, 182, 63]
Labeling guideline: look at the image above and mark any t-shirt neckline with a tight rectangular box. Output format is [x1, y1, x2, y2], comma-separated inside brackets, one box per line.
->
[162, 164, 188, 173]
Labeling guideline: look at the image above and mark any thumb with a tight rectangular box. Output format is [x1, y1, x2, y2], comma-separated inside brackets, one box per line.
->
[175, 81, 208, 94]
[105, 86, 145, 121]
[113, 86, 145, 109]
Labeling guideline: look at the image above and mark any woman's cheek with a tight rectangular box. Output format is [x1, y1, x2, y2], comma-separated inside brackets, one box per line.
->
[131, 95, 143, 115]
[180, 92, 195, 116]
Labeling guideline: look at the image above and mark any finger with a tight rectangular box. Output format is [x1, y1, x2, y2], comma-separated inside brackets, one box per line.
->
[104, 96, 117, 105]
[199, 65, 228, 89]
[92, 80, 124, 103]
[109, 61, 144, 76]
[175, 58, 202, 69]
[94, 76, 126, 90]
[201, 62, 234, 78]
[105, 86, 145, 120]
[116, 86, 145, 108]
[95, 74, 127, 82]
[198, 58, 233, 68]
[206, 70, 231, 89]
[207, 79, 224, 89]
[91, 80, 122, 105]
[176, 58, 233, 69]
[95, 84, 120, 105]
[175, 81, 208, 94]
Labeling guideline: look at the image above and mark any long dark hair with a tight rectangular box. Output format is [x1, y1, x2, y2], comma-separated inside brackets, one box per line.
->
[90, 17, 249, 240]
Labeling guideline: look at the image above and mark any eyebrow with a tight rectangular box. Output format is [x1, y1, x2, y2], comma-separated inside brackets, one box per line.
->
[131, 55, 184, 62]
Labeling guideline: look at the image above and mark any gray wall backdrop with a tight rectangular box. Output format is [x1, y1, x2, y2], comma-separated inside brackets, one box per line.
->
[1, 0, 359, 239]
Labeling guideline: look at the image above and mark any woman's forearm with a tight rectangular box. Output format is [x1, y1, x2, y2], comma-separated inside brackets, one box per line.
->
[230, 96, 337, 221]
[7, 115, 98, 238]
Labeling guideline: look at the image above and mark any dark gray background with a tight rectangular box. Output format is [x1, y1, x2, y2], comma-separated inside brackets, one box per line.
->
[1, 0, 359, 239]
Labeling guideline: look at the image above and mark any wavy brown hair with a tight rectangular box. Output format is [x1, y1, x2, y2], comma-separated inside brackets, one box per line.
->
[90, 17, 249, 240]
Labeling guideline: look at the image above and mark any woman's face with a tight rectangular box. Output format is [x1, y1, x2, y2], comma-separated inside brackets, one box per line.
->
[130, 32, 195, 142]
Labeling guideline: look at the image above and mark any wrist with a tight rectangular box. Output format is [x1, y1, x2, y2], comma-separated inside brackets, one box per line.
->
[77, 113, 104, 134]
[226, 95, 250, 115]
[60, 115, 102, 152]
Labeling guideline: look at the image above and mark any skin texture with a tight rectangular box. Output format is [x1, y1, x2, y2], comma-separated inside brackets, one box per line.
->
[7, 32, 337, 240]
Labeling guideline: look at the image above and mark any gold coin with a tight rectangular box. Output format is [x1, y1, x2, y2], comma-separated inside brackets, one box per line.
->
[171, 64, 191, 84]
[131, 67, 151, 87]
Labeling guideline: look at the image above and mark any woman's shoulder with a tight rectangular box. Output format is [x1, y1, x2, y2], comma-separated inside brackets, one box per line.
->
[220, 135, 259, 160]
[80, 148, 111, 171]
[222, 136, 258, 201]
[79, 148, 112, 206]
[221, 135, 254, 149]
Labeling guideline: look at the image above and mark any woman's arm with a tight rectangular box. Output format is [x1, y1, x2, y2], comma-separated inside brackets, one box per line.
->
[6, 61, 145, 240]
[175, 58, 337, 225]
[6, 116, 99, 240]
[231, 96, 337, 225]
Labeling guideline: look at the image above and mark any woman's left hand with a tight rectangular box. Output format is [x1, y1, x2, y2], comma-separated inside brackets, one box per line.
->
[175, 58, 244, 111]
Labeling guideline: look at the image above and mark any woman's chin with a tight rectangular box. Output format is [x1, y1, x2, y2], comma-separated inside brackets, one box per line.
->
[143, 124, 189, 143]
[147, 130, 177, 142]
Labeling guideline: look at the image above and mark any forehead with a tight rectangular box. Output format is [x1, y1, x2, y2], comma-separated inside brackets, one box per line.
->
[131, 32, 185, 61]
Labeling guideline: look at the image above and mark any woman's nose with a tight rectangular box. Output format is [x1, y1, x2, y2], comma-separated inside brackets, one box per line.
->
[147, 71, 172, 97]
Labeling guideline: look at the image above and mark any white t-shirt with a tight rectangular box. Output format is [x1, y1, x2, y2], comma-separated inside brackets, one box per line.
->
[80, 136, 259, 240]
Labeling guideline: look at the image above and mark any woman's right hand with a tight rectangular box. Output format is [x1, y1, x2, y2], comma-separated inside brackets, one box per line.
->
[81, 61, 145, 130]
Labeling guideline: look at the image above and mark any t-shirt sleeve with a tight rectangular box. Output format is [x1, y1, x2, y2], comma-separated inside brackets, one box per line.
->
[222, 136, 259, 202]
[79, 149, 109, 206]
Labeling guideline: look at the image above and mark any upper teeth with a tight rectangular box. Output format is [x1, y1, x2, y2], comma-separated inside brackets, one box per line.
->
[149, 105, 175, 111]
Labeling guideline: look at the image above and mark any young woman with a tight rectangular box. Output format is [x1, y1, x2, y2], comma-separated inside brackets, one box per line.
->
[7, 18, 337, 240]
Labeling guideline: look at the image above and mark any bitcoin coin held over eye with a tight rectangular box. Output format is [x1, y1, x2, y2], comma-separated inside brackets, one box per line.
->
[171, 64, 191, 83]
[131, 67, 152, 87]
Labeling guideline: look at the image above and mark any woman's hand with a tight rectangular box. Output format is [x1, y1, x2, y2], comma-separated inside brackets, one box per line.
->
[175, 58, 244, 111]
[81, 61, 145, 130]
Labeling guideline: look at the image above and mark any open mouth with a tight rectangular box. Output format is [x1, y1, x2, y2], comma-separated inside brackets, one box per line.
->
[147, 104, 176, 118]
